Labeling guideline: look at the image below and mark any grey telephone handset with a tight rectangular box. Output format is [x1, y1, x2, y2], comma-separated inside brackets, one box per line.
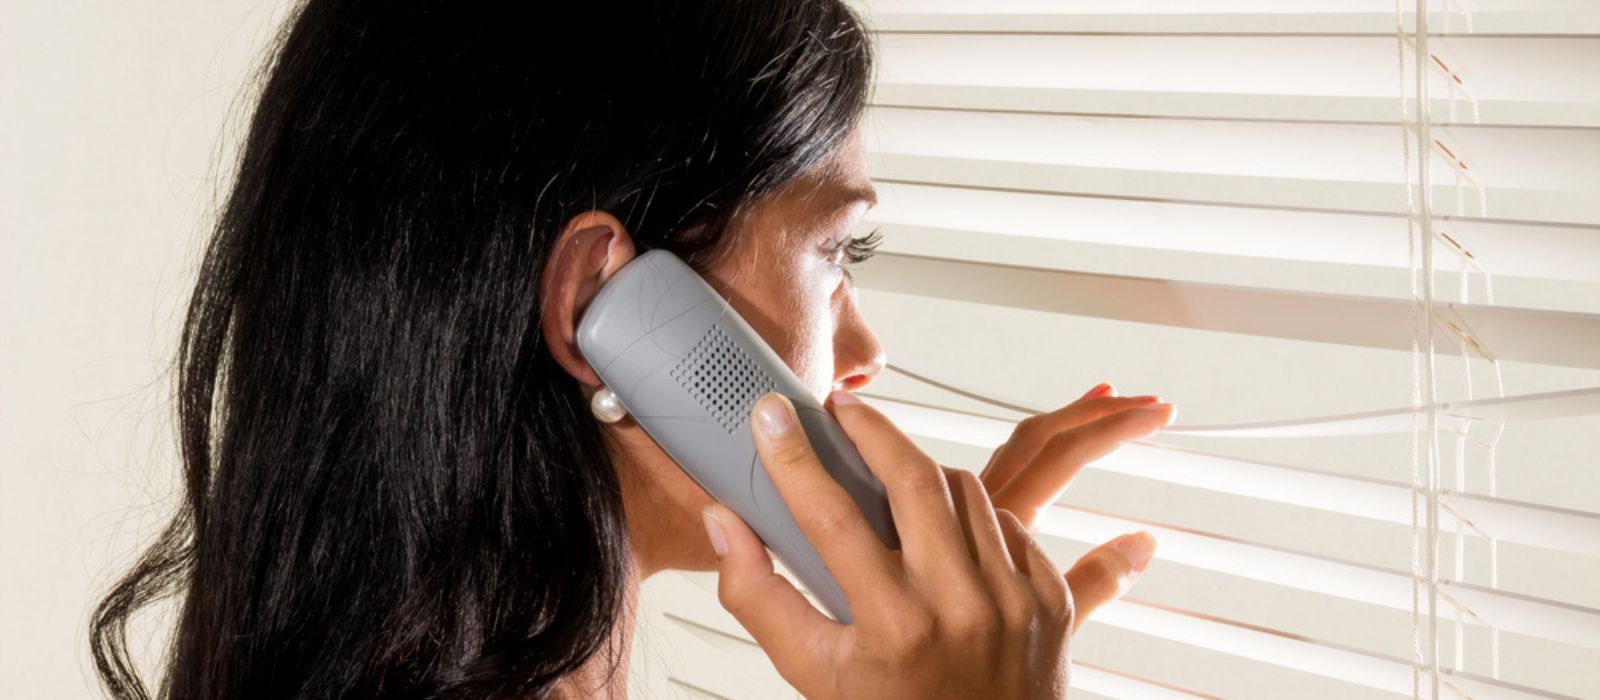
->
[575, 249, 899, 624]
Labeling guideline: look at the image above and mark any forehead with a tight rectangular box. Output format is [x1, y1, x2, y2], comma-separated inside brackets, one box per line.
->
[783, 134, 877, 212]
[709, 130, 876, 270]
[704, 140, 875, 276]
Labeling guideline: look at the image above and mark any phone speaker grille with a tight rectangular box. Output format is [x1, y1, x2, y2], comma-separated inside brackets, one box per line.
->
[671, 324, 776, 434]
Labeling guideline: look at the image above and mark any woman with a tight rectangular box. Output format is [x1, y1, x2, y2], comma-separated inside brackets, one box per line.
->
[91, 1, 1174, 698]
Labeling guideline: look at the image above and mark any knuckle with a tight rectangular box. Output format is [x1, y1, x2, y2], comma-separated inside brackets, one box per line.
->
[948, 468, 985, 498]
[948, 469, 998, 515]
[1040, 428, 1080, 454]
[995, 508, 1026, 535]
[995, 583, 1037, 629]
[893, 459, 946, 497]
[887, 610, 938, 657]
[717, 576, 750, 616]
[1076, 552, 1118, 588]
[1020, 537, 1072, 623]
[768, 436, 819, 471]
[808, 501, 855, 539]
[1010, 415, 1044, 443]
[944, 598, 1001, 644]
[1039, 572, 1072, 625]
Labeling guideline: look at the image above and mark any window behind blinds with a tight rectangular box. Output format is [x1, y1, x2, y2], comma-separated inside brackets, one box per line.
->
[628, 2, 1600, 698]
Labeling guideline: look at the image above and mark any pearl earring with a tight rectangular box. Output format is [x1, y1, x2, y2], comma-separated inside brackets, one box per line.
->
[590, 386, 627, 423]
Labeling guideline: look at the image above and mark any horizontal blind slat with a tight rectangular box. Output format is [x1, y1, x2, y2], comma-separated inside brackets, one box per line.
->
[867, 394, 1600, 558]
[851, 253, 1600, 370]
[873, 35, 1600, 125]
[873, 83, 1600, 128]
[1094, 598, 1576, 700]
[860, 183, 1600, 287]
[1037, 505, 1600, 649]
[864, 107, 1600, 226]
[867, 11, 1600, 37]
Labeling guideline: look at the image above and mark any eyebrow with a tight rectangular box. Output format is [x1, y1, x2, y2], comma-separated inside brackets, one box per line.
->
[838, 183, 878, 209]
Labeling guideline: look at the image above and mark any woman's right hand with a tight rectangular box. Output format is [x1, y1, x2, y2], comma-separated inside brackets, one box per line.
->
[701, 391, 1156, 699]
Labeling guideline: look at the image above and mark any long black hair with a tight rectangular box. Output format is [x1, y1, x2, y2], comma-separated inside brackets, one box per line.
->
[89, 1, 872, 697]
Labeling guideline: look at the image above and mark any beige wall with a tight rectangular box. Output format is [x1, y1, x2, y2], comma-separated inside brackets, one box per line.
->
[1, 1, 291, 695]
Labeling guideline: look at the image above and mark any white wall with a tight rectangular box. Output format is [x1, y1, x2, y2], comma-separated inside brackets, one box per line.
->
[1, 1, 292, 696]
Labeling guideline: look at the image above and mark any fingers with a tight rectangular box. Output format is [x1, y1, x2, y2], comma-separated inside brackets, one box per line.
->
[826, 392, 983, 585]
[943, 467, 1016, 586]
[749, 393, 900, 607]
[704, 503, 839, 688]
[991, 402, 1175, 529]
[980, 390, 1163, 494]
[979, 382, 1111, 477]
[1064, 531, 1157, 633]
[994, 509, 1073, 629]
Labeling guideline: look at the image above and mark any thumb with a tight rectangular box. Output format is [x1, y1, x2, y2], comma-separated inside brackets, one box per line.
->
[703, 503, 838, 685]
[1064, 531, 1156, 633]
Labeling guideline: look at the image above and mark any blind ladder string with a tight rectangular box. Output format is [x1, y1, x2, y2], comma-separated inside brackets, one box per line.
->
[1396, 1, 1425, 696]
[1435, 5, 1508, 681]
[1401, 0, 1444, 696]
[1401, 1, 1514, 693]
[1396, 2, 1423, 694]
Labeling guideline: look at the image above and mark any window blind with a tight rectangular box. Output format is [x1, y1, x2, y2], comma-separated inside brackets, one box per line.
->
[628, 2, 1600, 698]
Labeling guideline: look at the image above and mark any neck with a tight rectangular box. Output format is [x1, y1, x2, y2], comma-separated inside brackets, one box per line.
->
[552, 433, 691, 699]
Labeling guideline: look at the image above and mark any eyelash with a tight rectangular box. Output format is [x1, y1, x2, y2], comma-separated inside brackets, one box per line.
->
[830, 227, 883, 268]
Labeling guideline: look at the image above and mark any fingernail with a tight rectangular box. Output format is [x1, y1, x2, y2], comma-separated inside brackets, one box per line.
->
[1080, 382, 1113, 400]
[755, 393, 794, 437]
[1113, 531, 1157, 577]
[1140, 402, 1176, 426]
[702, 508, 728, 557]
[829, 390, 862, 406]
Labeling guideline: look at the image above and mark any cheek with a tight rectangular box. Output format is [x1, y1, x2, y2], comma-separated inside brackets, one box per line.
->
[782, 272, 841, 401]
[709, 228, 845, 401]
[788, 310, 832, 400]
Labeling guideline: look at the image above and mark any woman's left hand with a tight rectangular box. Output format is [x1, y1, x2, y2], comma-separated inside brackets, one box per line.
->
[981, 383, 1175, 530]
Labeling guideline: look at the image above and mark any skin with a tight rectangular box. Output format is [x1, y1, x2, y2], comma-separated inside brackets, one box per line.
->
[537, 127, 1176, 698]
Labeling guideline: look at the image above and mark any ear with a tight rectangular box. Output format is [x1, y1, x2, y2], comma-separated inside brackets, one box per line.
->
[538, 211, 637, 388]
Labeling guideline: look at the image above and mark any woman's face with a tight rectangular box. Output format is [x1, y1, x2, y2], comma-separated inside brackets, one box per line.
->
[700, 128, 885, 403]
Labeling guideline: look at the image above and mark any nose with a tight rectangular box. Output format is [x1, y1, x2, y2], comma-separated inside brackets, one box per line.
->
[832, 292, 886, 394]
